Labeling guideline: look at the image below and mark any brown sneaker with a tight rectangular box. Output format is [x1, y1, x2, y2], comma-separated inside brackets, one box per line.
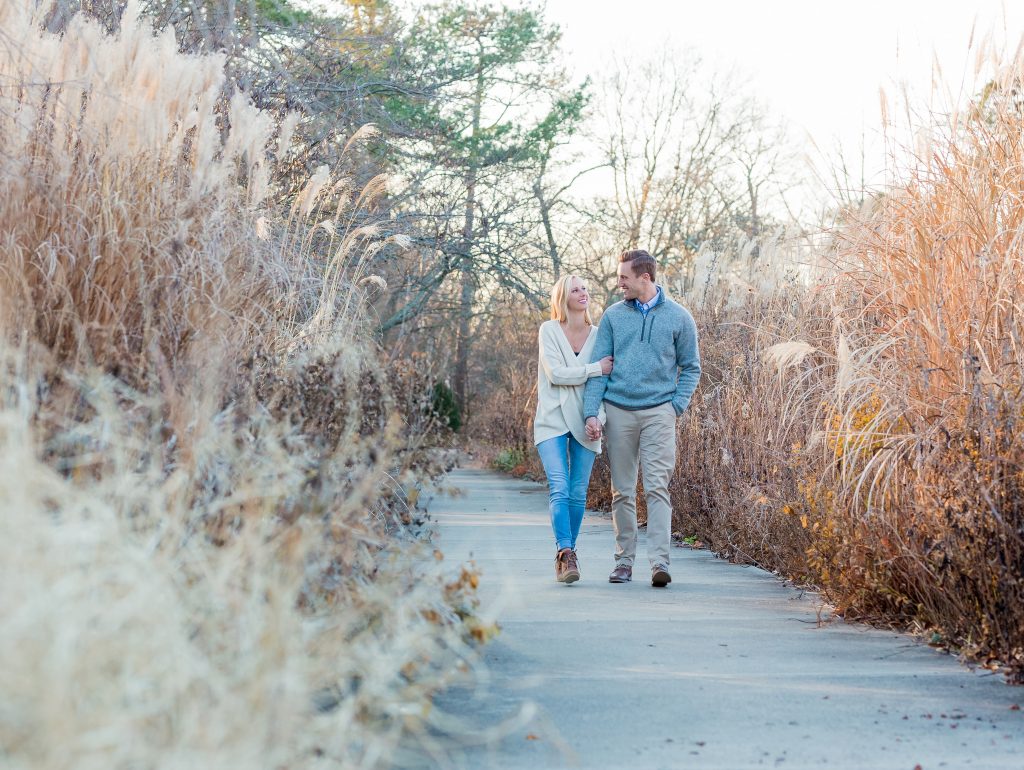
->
[556, 548, 580, 584]
[651, 563, 672, 587]
[608, 563, 632, 583]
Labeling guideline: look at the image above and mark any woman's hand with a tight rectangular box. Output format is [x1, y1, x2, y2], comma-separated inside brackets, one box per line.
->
[599, 356, 613, 375]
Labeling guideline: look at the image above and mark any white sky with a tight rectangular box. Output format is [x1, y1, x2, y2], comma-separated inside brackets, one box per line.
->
[542, 0, 1024, 197]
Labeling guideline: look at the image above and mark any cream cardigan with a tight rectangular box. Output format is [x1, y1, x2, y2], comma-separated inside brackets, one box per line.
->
[533, 319, 606, 453]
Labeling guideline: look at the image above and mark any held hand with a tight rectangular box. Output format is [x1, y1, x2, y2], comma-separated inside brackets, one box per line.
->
[599, 355, 613, 375]
[585, 416, 603, 441]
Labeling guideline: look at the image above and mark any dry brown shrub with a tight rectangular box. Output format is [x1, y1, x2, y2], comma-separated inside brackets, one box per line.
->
[667, 286, 827, 566]
[464, 306, 545, 474]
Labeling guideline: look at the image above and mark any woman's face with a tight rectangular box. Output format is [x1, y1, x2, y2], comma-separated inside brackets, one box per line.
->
[567, 277, 589, 312]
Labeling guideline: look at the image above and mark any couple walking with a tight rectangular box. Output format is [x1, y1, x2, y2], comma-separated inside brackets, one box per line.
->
[533, 249, 701, 587]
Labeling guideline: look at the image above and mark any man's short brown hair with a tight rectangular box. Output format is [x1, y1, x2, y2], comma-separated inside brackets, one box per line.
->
[620, 249, 657, 282]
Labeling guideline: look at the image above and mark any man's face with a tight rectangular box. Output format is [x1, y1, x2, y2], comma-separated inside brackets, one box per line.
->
[618, 264, 648, 301]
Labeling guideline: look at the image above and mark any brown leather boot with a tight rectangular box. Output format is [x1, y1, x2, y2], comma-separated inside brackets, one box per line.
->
[567, 549, 581, 581]
[608, 563, 632, 583]
[556, 548, 580, 584]
[651, 563, 672, 587]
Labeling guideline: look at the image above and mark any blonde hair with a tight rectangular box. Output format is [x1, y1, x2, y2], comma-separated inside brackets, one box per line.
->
[550, 274, 594, 325]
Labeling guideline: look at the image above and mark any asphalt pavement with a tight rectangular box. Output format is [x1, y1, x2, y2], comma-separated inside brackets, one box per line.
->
[426, 468, 1024, 770]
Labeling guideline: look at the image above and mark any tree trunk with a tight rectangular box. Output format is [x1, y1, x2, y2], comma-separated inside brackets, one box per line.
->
[452, 260, 475, 412]
[452, 55, 485, 414]
[533, 154, 561, 278]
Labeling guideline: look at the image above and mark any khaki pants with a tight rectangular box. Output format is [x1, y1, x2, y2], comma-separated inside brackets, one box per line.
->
[604, 401, 677, 568]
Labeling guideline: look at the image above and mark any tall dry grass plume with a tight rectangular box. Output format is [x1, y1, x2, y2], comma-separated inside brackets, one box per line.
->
[810, 50, 1024, 673]
[669, 52, 1024, 677]
[0, 3, 481, 767]
[0, 2, 281, 374]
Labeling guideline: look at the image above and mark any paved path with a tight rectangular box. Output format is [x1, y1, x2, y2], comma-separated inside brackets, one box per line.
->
[427, 468, 1024, 770]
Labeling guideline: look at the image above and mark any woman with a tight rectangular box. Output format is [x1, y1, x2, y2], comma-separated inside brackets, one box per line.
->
[534, 274, 612, 584]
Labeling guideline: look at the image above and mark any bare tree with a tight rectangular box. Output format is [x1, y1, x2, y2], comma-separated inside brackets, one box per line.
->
[589, 49, 801, 281]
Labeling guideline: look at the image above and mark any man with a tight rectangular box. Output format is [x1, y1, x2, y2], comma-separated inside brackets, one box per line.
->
[583, 249, 701, 587]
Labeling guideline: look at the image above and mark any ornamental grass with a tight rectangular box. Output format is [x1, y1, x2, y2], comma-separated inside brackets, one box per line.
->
[0, 3, 481, 767]
[673, 51, 1024, 677]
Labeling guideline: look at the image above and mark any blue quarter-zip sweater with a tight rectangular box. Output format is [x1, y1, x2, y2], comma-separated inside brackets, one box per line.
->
[582, 286, 701, 418]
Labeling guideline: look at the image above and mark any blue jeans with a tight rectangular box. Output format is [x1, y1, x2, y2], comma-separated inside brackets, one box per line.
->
[536, 432, 597, 551]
